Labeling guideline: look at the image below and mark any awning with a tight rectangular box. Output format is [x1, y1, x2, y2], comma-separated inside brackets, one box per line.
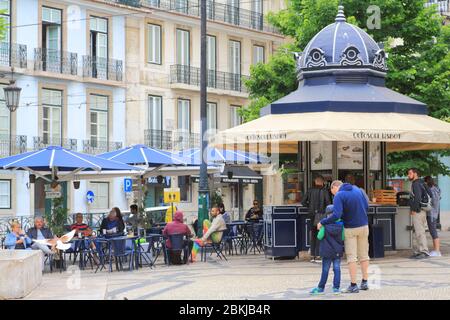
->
[214, 112, 450, 152]
[192, 165, 263, 184]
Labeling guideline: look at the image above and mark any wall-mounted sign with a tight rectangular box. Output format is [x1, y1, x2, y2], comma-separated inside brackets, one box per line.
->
[310, 141, 333, 170]
[124, 178, 132, 193]
[86, 190, 95, 204]
[337, 141, 364, 170]
[147, 176, 171, 187]
[45, 191, 61, 199]
[369, 142, 381, 171]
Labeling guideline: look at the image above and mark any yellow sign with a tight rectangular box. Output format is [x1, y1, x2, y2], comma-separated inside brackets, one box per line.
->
[164, 188, 180, 203]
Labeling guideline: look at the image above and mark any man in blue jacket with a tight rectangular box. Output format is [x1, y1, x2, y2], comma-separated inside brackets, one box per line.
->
[317, 180, 369, 293]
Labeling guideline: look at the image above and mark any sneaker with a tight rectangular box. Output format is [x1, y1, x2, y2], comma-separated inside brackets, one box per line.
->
[409, 253, 420, 259]
[429, 251, 442, 257]
[310, 287, 325, 295]
[414, 253, 429, 260]
[332, 288, 341, 295]
[341, 284, 359, 293]
[360, 281, 369, 291]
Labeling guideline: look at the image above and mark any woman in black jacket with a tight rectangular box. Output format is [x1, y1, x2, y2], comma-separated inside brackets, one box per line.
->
[302, 175, 332, 262]
[100, 207, 125, 236]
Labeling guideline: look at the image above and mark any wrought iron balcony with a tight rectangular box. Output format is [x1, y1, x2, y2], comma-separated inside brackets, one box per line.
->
[33, 136, 78, 151]
[425, 0, 449, 13]
[82, 55, 123, 81]
[34, 48, 78, 75]
[0, 42, 27, 68]
[140, 0, 280, 34]
[144, 129, 200, 150]
[111, 0, 142, 7]
[0, 135, 27, 157]
[170, 64, 248, 93]
[83, 139, 123, 154]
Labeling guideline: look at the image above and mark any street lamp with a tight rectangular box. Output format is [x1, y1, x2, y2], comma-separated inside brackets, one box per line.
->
[3, 77, 22, 156]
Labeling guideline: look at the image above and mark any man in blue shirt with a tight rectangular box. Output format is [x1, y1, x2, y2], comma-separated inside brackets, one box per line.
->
[317, 180, 369, 294]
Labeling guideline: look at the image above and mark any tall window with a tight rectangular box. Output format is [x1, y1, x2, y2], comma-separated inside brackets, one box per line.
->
[42, 89, 62, 145]
[176, 29, 189, 66]
[177, 99, 190, 132]
[230, 105, 242, 128]
[174, 0, 188, 14]
[89, 182, 109, 210]
[0, 180, 11, 209]
[207, 35, 216, 87]
[90, 94, 108, 147]
[251, 0, 263, 29]
[147, 24, 161, 64]
[178, 176, 191, 202]
[229, 40, 241, 90]
[0, 84, 9, 138]
[227, 0, 239, 25]
[253, 45, 264, 64]
[42, 6, 62, 71]
[0, 0, 11, 66]
[149, 95, 162, 131]
[90, 16, 108, 78]
[206, 102, 217, 132]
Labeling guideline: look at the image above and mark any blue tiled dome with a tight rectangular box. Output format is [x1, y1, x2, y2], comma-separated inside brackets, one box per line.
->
[298, 6, 387, 73]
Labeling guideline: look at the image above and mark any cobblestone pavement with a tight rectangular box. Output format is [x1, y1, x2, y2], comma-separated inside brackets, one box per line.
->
[22, 231, 450, 300]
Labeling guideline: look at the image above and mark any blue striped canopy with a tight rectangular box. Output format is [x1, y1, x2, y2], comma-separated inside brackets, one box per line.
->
[179, 147, 271, 165]
[0, 146, 140, 172]
[97, 144, 192, 166]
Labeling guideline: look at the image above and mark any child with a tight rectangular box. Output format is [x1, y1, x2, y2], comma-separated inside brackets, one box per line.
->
[310, 205, 344, 295]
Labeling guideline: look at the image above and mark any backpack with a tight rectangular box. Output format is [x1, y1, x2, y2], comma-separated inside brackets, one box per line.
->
[417, 182, 433, 212]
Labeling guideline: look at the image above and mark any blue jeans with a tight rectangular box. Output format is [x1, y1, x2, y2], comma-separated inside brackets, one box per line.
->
[318, 257, 341, 289]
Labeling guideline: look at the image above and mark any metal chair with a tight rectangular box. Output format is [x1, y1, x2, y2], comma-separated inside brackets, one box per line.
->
[200, 231, 228, 262]
[92, 238, 110, 273]
[246, 222, 264, 254]
[164, 234, 190, 265]
[108, 237, 135, 272]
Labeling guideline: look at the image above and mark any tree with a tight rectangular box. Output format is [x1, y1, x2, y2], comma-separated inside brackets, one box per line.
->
[242, 0, 450, 176]
[0, 9, 8, 41]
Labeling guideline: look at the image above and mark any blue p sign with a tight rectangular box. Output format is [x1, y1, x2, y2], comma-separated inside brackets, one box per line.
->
[124, 178, 132, 193]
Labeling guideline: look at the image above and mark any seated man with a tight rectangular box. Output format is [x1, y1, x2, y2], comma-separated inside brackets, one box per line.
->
[5, 221, 32, 250]
[27, 216, 56, 255]
[191, 206, 227, 261]
[127, 204, 143, 230]
[163, 210, 193, 264]
[70, 213, 92, 237]
[245, 200, 263, 222]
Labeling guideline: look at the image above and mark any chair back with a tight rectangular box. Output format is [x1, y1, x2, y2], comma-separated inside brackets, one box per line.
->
[110, 238, 127, 256]
[149, 227, 163, 235]
[168, 234, 185, 250]
[93, 239, 109, 257]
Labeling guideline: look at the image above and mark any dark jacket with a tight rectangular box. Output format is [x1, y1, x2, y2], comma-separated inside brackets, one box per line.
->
[245, 207, 262, 221]
[302, 186, 332, 225]
[100, 217, 125, 235]
[318, 222, 344, 259]
[410, 179, 432, 212]
[321, 183, 369, 228]
[27, 227, 53, 240]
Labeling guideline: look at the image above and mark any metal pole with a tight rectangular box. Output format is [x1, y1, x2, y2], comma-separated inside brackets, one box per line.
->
[197, 0, 209, 237]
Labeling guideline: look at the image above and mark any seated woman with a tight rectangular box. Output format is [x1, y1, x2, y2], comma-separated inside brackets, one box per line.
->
[99, 207, 125, 237]
[5, 221, 32, 250]
[191, 205, 227, 261]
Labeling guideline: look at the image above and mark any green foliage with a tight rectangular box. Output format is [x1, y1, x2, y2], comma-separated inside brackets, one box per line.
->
[387, 151, 450, 177]
[244, 0, 450, 175]
[45, 197, 69, 237]
[0, 10, 8, 41]
[211, 189, 223, 207]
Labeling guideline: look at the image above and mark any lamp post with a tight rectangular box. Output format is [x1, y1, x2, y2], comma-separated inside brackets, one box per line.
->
[197, 0, 209, 237]
[3, 77, 22, 156]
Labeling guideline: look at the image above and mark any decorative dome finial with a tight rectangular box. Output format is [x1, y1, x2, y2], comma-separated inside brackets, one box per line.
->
[335, 5, 346, 22]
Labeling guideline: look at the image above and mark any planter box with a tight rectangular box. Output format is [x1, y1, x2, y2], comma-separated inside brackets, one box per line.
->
[0, 250, 42, 299]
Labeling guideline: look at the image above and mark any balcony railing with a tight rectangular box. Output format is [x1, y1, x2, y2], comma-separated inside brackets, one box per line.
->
[33, 136, 78, 151]
[34, 48, 78, 75]
[425, 0, 449, 13]
[0, 42, 27, 68]
[109, 0, 142, 7]
[82, 55, 123, 81]
[83, 139, 123, 154]
[140, 0, 280, 34]
[170, 65, 248, 93]
[144, 129, 200, 150]
[0, 135, 27, 157]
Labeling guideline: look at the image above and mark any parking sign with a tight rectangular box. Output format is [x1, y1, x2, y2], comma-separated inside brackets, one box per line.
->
[124, 178, 132, 193]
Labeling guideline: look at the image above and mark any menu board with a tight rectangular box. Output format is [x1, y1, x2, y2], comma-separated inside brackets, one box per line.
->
[370, 142, 381, 171]
[337, 141, 363, 170]
[310, 141, 333, 170]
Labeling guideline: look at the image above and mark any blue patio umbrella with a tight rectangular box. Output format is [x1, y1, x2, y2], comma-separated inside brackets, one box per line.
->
[178, 147, 271, 165]
[97, 144, 192, 166]
[0, 146, 140, 174]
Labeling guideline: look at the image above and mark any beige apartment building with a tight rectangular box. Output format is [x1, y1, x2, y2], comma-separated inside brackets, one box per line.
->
[123, 0, 287, 221]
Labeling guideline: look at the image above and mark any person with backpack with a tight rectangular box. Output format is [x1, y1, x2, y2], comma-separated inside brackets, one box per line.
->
[424, 176, 441, 257]
[408, 168, 430, 259]
[310, 205, 344, 295]
[302, 175, 332, 263]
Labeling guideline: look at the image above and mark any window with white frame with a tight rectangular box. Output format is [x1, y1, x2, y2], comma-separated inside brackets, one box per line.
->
[149, 95, 162, 131]
[253, 45, 264, 64]
[147, 23, 161, 64]
[206, 102, 217, 132]
[42, 89, 62, 145]
[90, 94, 108, 147]
[42, 7, 62, 54]
[230, 105, 242, 128]
[89, 182, 109, 210]
[0, 84, 10, 138]
[229, 40, 241, 75]
[0, 180, 11, 209]
[177, 99, 190, 132]
[176, 29, 190, 66]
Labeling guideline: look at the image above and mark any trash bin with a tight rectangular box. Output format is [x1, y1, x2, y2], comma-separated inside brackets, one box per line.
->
[369, 224, 384, 258]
